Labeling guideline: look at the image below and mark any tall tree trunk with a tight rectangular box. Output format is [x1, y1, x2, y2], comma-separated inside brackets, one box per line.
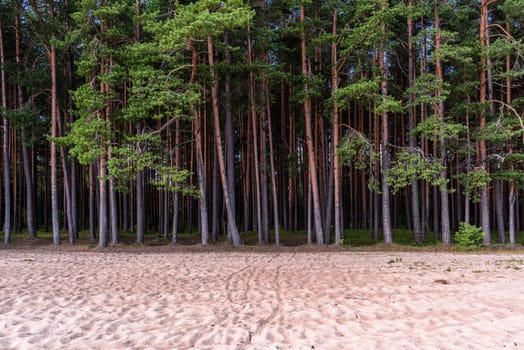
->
[479, 0, 491, 243]
[379, 1, 392, 244]
[50, 41, 60, 246]
[300, 5, 324, 244]
[434, 0, 451, 245]
[172, 119, 181, 243]
[224, 32, 236, 229]
[0, 17, 10, 245]
[464, 95, 472, 225]
[247, 30, 263, 244]
[207, 36, 241, 246]
[506, 16, 515, 244]
[264, 78, 280, 245]
[408, 0, 422, 244]
[260, 94, 270, 243]
[332, 6, 342, 244]
[136, 130, 145, 244]
[486, 30, 505, 243]
[15, 6, 36, 239]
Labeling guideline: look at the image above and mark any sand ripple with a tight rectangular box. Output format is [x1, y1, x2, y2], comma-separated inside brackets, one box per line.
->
[0, 250, 523, 349]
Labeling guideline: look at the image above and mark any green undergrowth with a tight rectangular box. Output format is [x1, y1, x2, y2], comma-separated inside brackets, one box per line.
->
[3, 226, 524, 252]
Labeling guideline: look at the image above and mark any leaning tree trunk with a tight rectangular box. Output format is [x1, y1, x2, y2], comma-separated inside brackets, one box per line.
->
[208, 37, 241, 245]
[300, 6, 324, 244]
[224, 32, 236, 231]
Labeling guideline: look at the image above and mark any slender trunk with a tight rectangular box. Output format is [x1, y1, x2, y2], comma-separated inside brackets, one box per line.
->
[99, 152, 108, 248]
[464, 95, 472, 225]
[207, 36, 241, 245]
[89, 163, 96, 240]
[15, 8, 36, 239]
[408, 0, 422, 244]
[332, 7, 342, 244]
[260, 96, 270, 243]
[300, 6, 324, 244]
[109, 149, 118, 244]
[224, 32, 236, 226]
[434, 1, 451, 245]
[0, 18, 10, 244]
[506, 18, 515, 244]
[58, 114, 74, 243]
[195, 107, 209, 245]
[70, 160, 78, 238]
[307, 176, 312, 244]
[509, 169, 516, 244]
[50, 41, 60, 245]
[479, 0, 491, 243]
[265, 79, 280, 244]
[247, 30, 263, 244]
[172, 119, 180, 243]
[136, 144, 145, 243]
[379, 1, 392, 244]
[211, 139, 219, 241]
[486, 31, 505, 243]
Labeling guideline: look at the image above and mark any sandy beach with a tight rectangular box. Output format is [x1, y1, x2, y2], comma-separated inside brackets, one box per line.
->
[1, 248, 523, 349]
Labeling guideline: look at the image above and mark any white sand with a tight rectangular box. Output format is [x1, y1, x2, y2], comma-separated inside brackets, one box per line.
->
[1, 249, 523, 349]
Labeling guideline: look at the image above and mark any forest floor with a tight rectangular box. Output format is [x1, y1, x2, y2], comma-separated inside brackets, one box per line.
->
[1, 246, 524, 349]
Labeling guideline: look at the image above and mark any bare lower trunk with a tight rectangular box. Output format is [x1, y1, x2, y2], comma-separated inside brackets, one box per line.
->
[50, 42, 60, 246]
[479, 0, 491, 244]
[136, 167, 144, 244]
[195, 107, 209, 245]
[89, 163, 96, 240]
[109, 148, 118, 245]
[332, 7, 342, 245]
[495, 179, 505, 243]
[379, 3, 392, 244]
[99, 153, 108, 248]
[408, 0, 422, 244]
[264, 79, 280, 244]
[509, 180, 516, 244]
[207, 36, 241, 246]
[172, 119, 180, 243]
[0, 19, 10, 244]
[247, 30, 262, 244]
[300, 6, 324, 244]
[224, 32, 236, 228]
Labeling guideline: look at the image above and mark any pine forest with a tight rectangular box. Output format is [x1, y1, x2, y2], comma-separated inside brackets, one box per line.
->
[0, 0, 523, 248]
